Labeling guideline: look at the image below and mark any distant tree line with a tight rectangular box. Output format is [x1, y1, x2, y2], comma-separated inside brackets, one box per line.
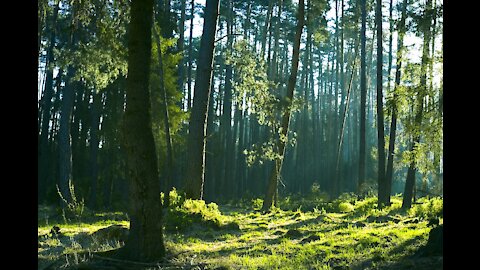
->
[38, 0, 443, 218]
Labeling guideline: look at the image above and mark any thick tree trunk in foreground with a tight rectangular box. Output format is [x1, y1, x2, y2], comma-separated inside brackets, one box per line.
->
[262, 0, 304, 211]
[185, 0, 220, 200]
[120, 0, 165, 261]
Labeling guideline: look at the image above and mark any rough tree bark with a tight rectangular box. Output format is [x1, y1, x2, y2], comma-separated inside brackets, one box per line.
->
[119, 0, 165, 261]
[184, 0, 220, 200]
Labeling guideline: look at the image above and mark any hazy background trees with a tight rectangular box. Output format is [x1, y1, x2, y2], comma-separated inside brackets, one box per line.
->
[38, 0, 443, 214]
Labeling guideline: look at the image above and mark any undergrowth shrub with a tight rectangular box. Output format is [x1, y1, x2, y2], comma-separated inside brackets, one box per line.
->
[164, 192, 240, 232]
[409, 196, 443, 219]
[338, 202, 355, 213]
[279, 190, 331, 212]
[56, 180, 88, 222]
[251, 198, 263, 210]
[353, 196, 378, 215]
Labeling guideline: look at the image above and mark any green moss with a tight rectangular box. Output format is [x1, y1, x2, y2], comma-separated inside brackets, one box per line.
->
[338, 202, 355, 213]
[38, 195, 441, 269]
[164, 199, 240, 232]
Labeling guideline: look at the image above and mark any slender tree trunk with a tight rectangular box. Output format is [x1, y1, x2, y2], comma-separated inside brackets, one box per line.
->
[244, 0, 252, 40]
[386, 0, 408, 204]
[187, 0, 195, 110]
[205, 71, 216, 201]
[387, 0, 394, 94]
[221, 0, 234, 198]
[39, 0, 60, 203]
[87, 90, 101, 210]
[58, 67, 76, 206]
[261, 0, 274, 60]
[185, 0, 220, 200]
[376, 0, 387, 207]
[358, 0, 367, 192]
[153, 28, 175, 208]
[262, 0, 304, 211]
[403, 0, 433, 209]
[178, 0, 186, 110]
[335, 38, 359, 193]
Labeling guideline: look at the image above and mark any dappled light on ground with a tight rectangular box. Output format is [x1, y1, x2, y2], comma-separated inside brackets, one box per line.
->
[38, 195, 442, 269]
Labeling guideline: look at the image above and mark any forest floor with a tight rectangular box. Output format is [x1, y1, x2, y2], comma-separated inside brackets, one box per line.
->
[38, 195, 443, 270]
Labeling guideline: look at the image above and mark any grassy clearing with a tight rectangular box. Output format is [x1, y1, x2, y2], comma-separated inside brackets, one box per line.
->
[38, 195, 442, 269]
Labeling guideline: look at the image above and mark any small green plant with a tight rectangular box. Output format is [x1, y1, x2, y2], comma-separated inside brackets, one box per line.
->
[354, 196, 378, 215]
[409, 196, 443, 219]
[56, 180, 85, 222]
[311, 182, 321, 194]
[338, 202, 355, 213]
[165, 199, 239, 232]
[251, 198, 264, 210]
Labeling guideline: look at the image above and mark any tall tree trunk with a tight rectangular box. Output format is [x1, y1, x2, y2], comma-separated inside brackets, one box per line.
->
[178, 0, 186, 110]
[403, 0, 433, 209]
[205, 71, 217, 201]
[358, 0, 367, 193]
[244, 0, 252, 40]
[386, 0, 394, 95]
[39, 0, 60, 204]
[376, 0, 387, 207]
[262, 0, 304, 211]
[153, 28, 175, 208]
[335, 38, 359, 194]
[119, 0, 165, 261]
[185, 0, 220, 200]
[386, 0, 408, 204]
[186, 0, 195, 110]
[58, 67, 76, 206]
[261, 0, 275, 60]
[221, 0, 234, 198]
[87, 90, 101, 210]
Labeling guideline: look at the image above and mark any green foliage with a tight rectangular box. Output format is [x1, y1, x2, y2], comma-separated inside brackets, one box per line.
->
[390, 55, 443, 185]
[39, 195, 443, 269]
[353, 196, 378, 215]
[279, 191, 331, 212]
[251, 198, 264, 211]
[337, 202, 355, 213]
[56, 180, 86, 222]
[228, 39, 299, 166]
[56, 1, 129, 91]
[149, 25, 189, 167]
[409, 196, 443, 219]
[165, 197, 239, 232]
[229, 40, 276, 124]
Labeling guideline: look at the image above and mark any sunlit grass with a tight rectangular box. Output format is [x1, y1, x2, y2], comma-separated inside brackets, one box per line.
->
[38, 195, 442, 269]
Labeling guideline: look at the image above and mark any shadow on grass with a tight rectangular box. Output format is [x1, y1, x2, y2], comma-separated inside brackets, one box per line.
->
[350, 234, 429, 270]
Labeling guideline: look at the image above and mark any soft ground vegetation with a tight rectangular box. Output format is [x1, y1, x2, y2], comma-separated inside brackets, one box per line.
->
[38, 193, 442, 270]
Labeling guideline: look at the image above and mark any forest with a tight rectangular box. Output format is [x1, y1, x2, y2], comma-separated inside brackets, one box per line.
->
[37, 0, 443, 269]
